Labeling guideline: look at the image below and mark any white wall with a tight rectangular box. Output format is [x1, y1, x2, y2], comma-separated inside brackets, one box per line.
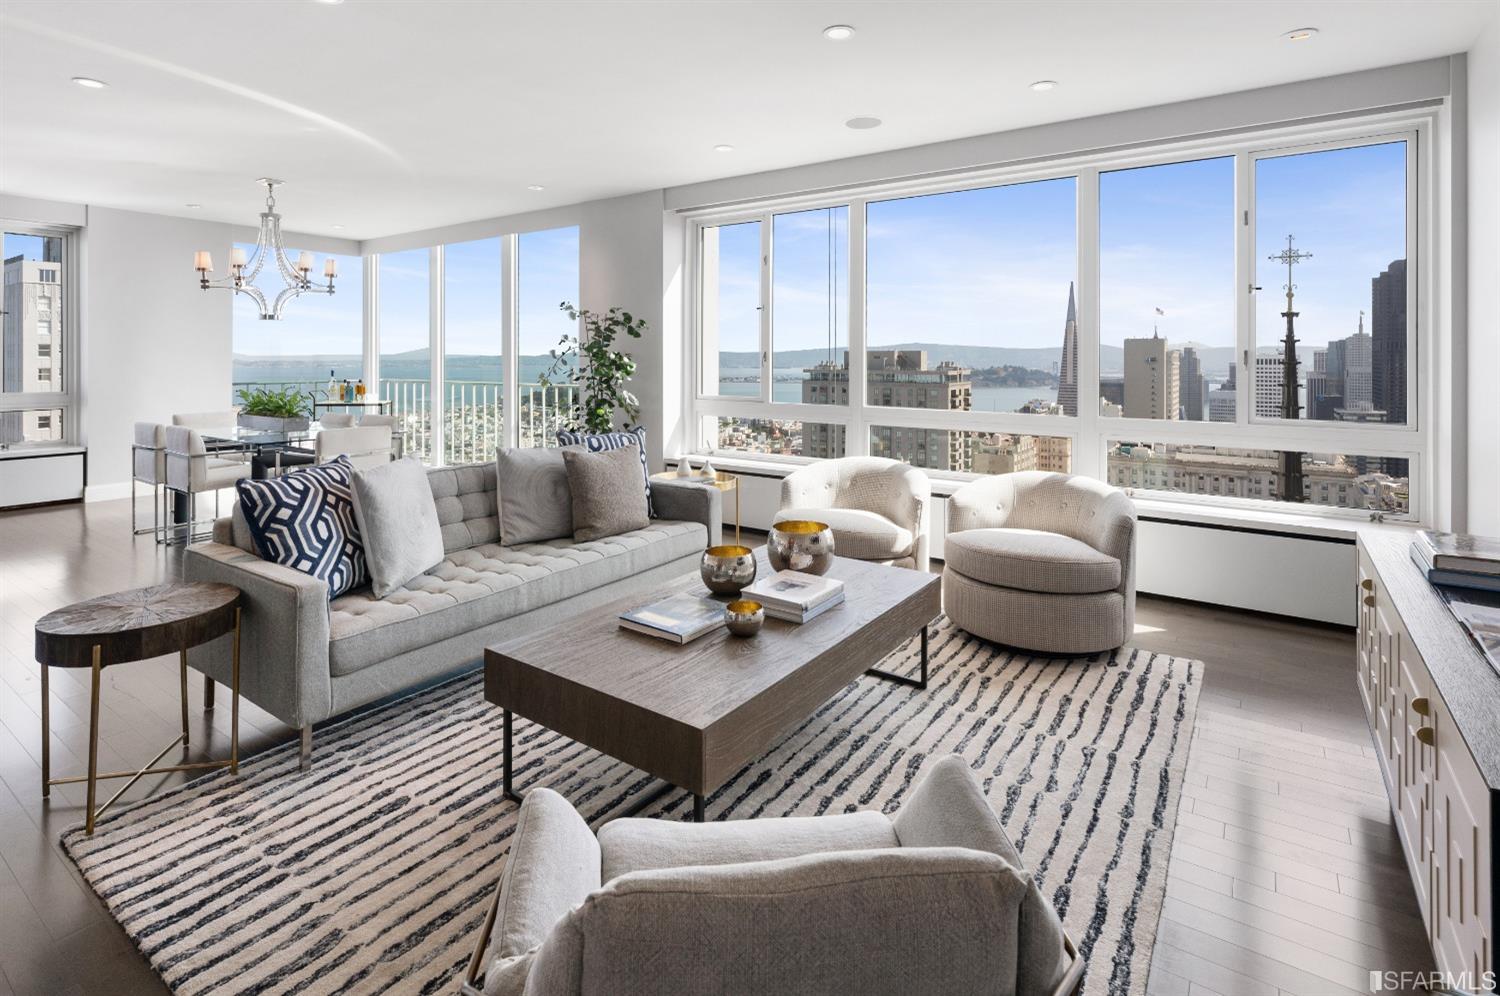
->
[1468, 18, 1500, 536]
[80, 206, 237, 496]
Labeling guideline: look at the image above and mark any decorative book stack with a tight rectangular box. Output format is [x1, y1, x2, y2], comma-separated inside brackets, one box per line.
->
[619, 593, 728, 644]
[743, 570, 845, 623]
[1410, 530, 1500, 593]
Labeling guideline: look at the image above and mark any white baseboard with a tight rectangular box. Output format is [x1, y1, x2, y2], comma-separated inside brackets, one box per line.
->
[85, 480, 151, 503]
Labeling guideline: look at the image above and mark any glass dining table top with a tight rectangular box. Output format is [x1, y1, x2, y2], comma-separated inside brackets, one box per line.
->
[199, 424, 319, 449]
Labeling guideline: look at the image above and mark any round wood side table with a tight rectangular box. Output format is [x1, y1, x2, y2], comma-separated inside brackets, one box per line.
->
[34, 581, 243, 834]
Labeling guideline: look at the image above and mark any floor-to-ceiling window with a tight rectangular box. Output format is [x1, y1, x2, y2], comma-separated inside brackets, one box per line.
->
[378, 248, 433, 462]
[1, 228, 73, 446]
[688, 113, 1426, 521]
[517, 226, 580, 446]
[443, 237, 502, 464]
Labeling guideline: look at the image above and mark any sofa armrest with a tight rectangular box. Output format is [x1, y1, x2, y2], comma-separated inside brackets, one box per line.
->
[183, 541, 332, 729]
[650, 478, 722, 546]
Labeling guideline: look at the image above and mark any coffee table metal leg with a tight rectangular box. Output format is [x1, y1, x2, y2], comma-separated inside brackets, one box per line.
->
[502, 709, 521, 805]
[85, 645, 102, 834]
[693, 794, 705, 823]
[864, 623, 930, 690]
[40, 663, 50, 798]
[230, 607, 241, 774]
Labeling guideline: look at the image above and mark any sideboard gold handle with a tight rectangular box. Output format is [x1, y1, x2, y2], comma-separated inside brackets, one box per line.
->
[1411, 697, 1431, 717]
[1361, 578, 1374, 591]
[1416, 727, 1435, 747]
[1363, 595, 1376, 607]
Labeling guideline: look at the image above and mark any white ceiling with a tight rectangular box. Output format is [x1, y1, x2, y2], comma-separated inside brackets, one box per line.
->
[0, 1, 1493, 241]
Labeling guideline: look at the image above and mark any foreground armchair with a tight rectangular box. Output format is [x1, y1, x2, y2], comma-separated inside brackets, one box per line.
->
[776, 456, 931, 571]
[464, 755, 1081, 996]
[944, 471, 1135, 654]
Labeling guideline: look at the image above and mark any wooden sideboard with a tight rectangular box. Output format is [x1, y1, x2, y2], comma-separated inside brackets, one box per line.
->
[1358, 531, 1499, 985]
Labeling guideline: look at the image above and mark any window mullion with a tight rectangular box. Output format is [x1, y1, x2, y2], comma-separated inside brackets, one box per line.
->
[1235, 150, 1254, 428]
[1075, 168, 1101, 480]
[847, 198, 868, 456]
[429, 246, 445, 466]
[760, 213, 772, 405]
[501, 234, 519, 450]
[363, 254, 379, 395]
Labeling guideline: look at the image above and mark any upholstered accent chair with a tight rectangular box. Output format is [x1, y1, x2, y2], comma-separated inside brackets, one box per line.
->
[464, 755, 1082, 996]
[163, 425, 253, 544]
[775, 457, 931, 571]
[943, 472, 1136, 655]
[131, 422, 168, 539]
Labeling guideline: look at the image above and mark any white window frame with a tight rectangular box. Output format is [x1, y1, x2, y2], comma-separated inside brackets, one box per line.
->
[0, 221, 79, 446]
[682, 107, 1435, 523]
[368, 227, 579, 465]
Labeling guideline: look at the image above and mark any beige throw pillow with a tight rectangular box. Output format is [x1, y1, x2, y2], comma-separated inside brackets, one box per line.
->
[562, 447, 650, 542]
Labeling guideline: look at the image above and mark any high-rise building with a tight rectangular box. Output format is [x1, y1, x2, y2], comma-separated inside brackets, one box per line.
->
[1122, 331, 1178, 419]
[1254, 353, 1285, 418]
[1099, 376, 1125, 408]
[1179, 347, 1205, 421]
[1371, 258, 1407, 424]
[804, 350, 971, 468]
[1056, 282, 1079, 416]
[2, 253, 64, 443]
[1342, 314, 1373, 411]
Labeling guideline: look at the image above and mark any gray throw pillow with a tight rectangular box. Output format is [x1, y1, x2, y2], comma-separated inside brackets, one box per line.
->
[496, 447, 576, 546]
[351, 457, 446, 598]
[562, 447, 650, 542]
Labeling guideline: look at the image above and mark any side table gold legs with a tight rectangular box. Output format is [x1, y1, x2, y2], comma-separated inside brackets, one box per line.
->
[41, 611, 243, 835]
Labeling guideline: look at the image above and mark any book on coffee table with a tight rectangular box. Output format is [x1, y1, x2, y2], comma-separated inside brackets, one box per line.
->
[744, 570, 845, 623]
[619, 593, 727, 644]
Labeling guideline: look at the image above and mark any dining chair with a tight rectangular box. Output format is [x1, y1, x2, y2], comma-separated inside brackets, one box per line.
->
[319, 413, 356, 428]
[164, 425, 253, 544]
[354, 414, 402, 457]
[130, 422, 168, 541]
[315, 425, 394, 470]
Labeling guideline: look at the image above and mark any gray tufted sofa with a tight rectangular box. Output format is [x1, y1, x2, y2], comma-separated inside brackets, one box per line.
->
[943, 471, 1135, 655]
[184, 462, 721, 766]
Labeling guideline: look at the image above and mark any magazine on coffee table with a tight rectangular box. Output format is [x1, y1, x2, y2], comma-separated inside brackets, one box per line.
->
[619, 593, 727, 644]
[744, 570, 844, 612]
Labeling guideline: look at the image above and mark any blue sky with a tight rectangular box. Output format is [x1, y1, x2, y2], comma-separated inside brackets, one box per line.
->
[232, 226, 580, 364]
[232, 140, 1404, 374]
[709, 140, 1405, 364]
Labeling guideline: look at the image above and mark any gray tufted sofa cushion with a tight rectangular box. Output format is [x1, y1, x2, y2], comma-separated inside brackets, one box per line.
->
[429, 463, 501, 553]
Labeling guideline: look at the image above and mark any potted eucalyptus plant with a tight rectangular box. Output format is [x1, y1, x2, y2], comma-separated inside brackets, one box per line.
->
[539, 302, 646, 433]
[236, 385, 313, 432]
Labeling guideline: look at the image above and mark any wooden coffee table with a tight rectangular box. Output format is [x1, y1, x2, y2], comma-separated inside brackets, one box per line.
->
[484, 551, 940, 821]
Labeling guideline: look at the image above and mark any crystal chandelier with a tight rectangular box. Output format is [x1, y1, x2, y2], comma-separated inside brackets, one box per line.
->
[193, 179, 337, 320]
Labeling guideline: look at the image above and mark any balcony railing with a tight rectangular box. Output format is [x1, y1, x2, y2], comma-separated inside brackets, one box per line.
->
[230, 379, 577, 463]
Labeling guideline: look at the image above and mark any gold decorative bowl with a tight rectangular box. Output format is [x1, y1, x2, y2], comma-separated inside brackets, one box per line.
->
[700, 544, 756, 595]
[725, 599, 764, 637]
[768, 520, 835, 576]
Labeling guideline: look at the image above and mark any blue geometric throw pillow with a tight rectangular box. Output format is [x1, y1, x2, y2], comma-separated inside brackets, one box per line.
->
[235, 456, 368, 598]
[556, 426, 652, 513]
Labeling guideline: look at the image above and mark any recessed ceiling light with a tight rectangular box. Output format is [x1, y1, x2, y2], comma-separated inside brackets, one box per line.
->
[845, 117, 882, 130]
[823, 24, 855, 41]
[1283, 27, 1318, 41]
[185, 203, 202, 210]
[527, 184, 545, 191]
[332, 224, 345, 230]
[1029, 80, 1059, 92]
[314, 0, 345, 5]
[713, 144, 735, 153]
[71, 76, 108, 89]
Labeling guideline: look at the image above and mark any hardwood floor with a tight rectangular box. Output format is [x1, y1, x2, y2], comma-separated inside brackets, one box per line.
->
[0, 497, 1429, 995]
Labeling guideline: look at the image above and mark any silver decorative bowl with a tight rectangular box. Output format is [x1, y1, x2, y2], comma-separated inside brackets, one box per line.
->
[768, 520, 835, 576]
[700, 544, 757, 595]
[725, 599, 764, 637]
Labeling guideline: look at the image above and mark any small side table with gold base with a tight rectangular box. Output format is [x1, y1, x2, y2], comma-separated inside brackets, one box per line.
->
[652, 470, 740, 544]
[34, 581, 243, 834]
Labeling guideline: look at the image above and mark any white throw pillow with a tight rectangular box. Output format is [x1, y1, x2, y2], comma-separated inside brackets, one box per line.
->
[351, 457, 445, 598]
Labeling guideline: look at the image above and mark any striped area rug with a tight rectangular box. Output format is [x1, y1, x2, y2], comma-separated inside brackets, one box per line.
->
[62, 619, 1199, 996]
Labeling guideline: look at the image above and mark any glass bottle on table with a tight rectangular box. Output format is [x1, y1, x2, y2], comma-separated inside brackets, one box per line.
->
[356, 378, 365, 400]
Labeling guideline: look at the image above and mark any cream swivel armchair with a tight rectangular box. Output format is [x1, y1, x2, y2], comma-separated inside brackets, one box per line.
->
[463, 755, 1081, 996]
[775, 457, 930, 571]
[943, 472, 1136, 655]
